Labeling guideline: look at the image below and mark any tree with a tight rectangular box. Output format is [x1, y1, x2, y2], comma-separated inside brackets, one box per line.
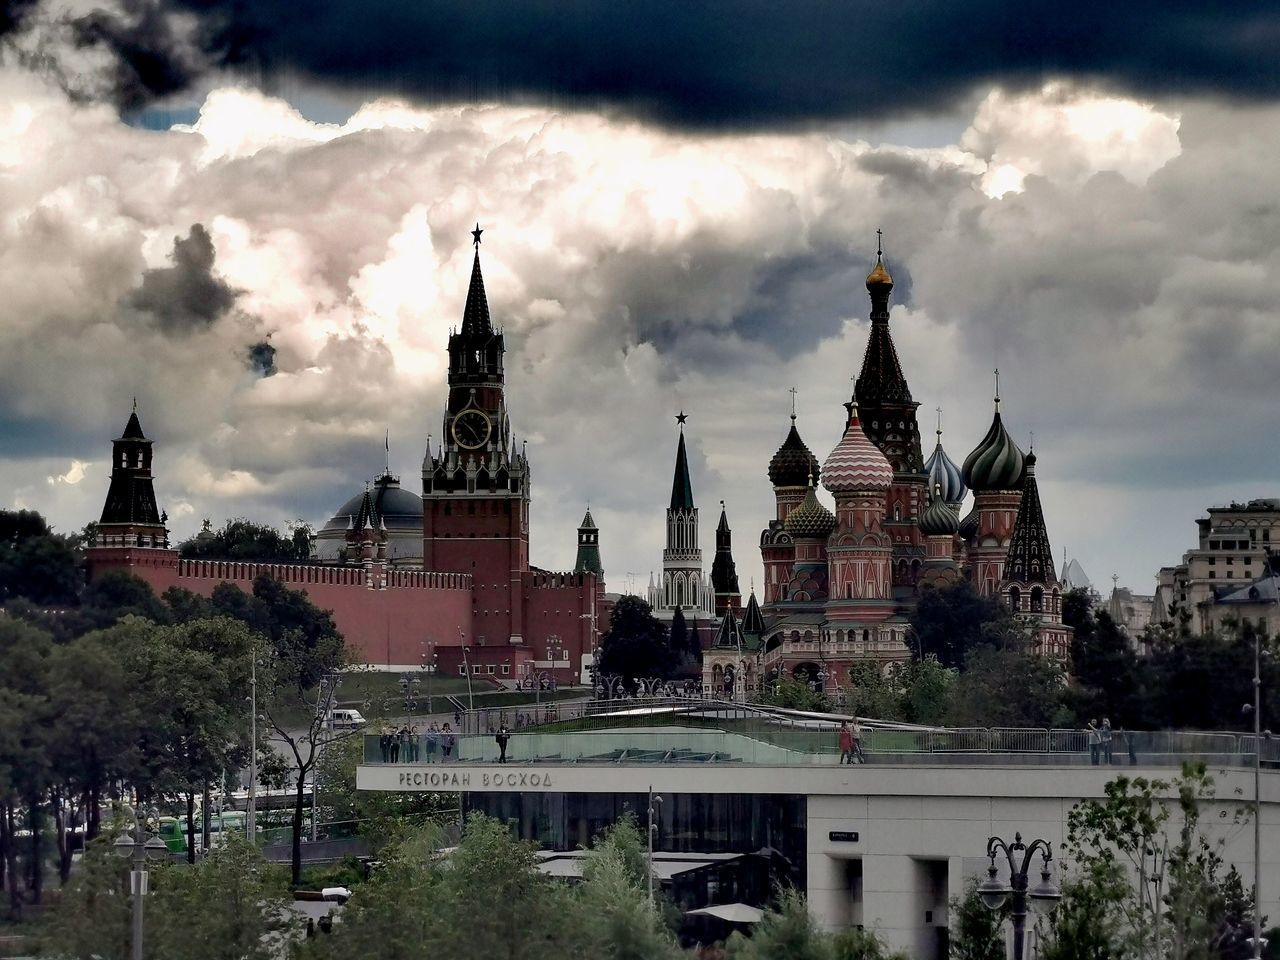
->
[727, 888, 832, 960]
[949, 879, 1008, 960]
[1038, 878, 1124, 960]
[899, 658, 955, 725]
[760, 676, 830, 712]
[1065, 601, 1142, 728]
[0, 509, 81, 606]
[1060, 763, 1260, 960]
[597, 595, 677, 683]
[211, 574, 349, 884]
[179, 517, 312, 562]
[43, 832, 291, 960]
[581, 818, 684, 960]
[946, 647, 1072, 728]
[844, 662, 903, 720]
[909, 582, 1009, 669]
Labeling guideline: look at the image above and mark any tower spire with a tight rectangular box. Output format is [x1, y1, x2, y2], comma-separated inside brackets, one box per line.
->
[461, 226, 492, 339]
[670, 419, 694, 510]
[1004, 449, 1056, 584]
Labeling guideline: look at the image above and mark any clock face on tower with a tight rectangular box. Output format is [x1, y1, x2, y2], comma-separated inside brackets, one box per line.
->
[452, 409, 492, 449]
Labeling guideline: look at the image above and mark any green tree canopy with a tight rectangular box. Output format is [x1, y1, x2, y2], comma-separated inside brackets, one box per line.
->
[0, 508, 81, 606]
[908, 582, 1010, 669]
[178, 517, 312, 562]
[597, 595, 677, 683]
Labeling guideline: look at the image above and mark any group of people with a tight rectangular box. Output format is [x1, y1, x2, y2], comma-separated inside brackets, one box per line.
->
[378, 722, 457, 763]
[837, 720, 866, 764]
[1086, 717, 1136, 765]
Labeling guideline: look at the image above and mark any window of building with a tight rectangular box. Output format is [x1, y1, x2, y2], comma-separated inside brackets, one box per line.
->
[486, 665, 495, 674]
[458, 665, 466, 675]
[501, 664, 510, 675]
[472, 664, 482, 674]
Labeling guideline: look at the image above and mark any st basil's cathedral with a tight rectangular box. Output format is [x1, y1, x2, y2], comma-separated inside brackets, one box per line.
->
[699, 240, 1070, 698]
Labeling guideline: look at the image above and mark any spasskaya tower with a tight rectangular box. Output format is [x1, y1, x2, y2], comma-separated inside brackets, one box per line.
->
[423, 225, 532, 645]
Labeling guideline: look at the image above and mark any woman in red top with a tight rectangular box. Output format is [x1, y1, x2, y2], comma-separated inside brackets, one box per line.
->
[838, 721, 854, 764]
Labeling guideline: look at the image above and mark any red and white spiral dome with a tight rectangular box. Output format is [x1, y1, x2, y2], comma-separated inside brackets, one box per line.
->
[821, 402, 894, 494]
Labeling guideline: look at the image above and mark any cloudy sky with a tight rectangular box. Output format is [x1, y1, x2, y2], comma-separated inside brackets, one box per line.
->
[2, 1, 1279, 597]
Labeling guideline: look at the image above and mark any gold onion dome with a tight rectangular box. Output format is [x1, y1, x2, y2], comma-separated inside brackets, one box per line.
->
[784, 476, 837, 539]
[768, 418, 821, 488]
[919, 484, 959, 537]
[866, 255, 894, 293]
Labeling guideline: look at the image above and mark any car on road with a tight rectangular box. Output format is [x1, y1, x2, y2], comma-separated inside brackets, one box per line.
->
[328, 708, 366, 730]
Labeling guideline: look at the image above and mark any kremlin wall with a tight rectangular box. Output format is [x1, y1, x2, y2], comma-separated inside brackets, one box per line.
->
[86, 229, 1070, 692]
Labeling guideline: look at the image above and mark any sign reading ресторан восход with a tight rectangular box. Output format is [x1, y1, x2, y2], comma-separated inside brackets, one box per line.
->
[395, 769, 555, 789]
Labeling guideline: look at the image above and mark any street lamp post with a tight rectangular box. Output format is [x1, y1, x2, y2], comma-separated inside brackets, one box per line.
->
[978, 833, 1061, 960]
[248, 651, 257, 846]
[421, 642, 438, 715]
[114, 807, 169, 960]
[459, 631, 475, 711]
[647, 786, 664, 906]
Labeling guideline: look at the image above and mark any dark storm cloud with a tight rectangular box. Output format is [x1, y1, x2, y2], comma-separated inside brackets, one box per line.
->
[129, 223, 237, 331]
[19, 0, 1280, 123]
[246, 340, 276, 377]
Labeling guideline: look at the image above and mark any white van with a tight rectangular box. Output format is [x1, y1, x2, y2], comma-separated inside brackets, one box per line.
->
[328, 709, 366, 730]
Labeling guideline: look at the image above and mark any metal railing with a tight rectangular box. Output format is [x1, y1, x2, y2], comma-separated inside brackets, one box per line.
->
[361, 713, 1280, 770]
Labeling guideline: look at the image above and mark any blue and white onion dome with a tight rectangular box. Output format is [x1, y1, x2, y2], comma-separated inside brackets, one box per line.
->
[821, 402, 894, 495]
[924, 426, 967, 508]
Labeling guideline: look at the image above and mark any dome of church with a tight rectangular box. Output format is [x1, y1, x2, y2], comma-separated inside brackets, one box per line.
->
[919, 486, 959, 537]
[958, 505, 979, 540]
[866, 255, 894, 293]
[784, 478, 837, 540]
[316, 473, 424, 561]
[768, 419, 820, 488]
[924, 435, 966, 507]
[961, 408, 1025, 493]
[821, 403, 893, 495]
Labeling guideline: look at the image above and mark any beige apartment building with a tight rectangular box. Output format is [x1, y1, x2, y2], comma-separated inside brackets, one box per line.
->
[1154, 498, 1280, 633]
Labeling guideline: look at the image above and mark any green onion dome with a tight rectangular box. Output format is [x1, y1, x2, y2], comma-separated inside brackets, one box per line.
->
[958, 505, 979, 540]
[768, 417, 821, 488]
[783, 475, 837, 540]
[961, 406, 1025, 493]
[919, 484, 959, 536]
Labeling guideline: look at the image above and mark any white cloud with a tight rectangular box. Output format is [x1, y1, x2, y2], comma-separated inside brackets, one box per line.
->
[0, 70, 1275, 594]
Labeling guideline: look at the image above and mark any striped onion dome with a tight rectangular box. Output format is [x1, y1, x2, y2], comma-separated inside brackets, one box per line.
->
[784, 475, 837, 539]
[919, 484, 959, 536]
[962, 404, 1025, 493]
[821, 402, 894, 495]
[924, 432, 967, 507]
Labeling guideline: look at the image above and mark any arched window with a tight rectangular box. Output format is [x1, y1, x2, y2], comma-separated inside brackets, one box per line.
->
[1030, 586, 1044, 613]
[862, 629, 870, 643]
[1008, 586, 1021, 611]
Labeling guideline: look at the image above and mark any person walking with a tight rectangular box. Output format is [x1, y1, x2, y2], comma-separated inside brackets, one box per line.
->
[389, 726, 402, 763]
[1087, 720, 1101, 765]
[496, 725, 511, 764]
[407, 723, 420, 762]
[838, 721, 854, 764]
[379, 724, 391, 763]
[851, 719, 866, 764]
[425, 723, 439, 763]
[441, 723, 456, 761]
[1100, 718, 1114, 764]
